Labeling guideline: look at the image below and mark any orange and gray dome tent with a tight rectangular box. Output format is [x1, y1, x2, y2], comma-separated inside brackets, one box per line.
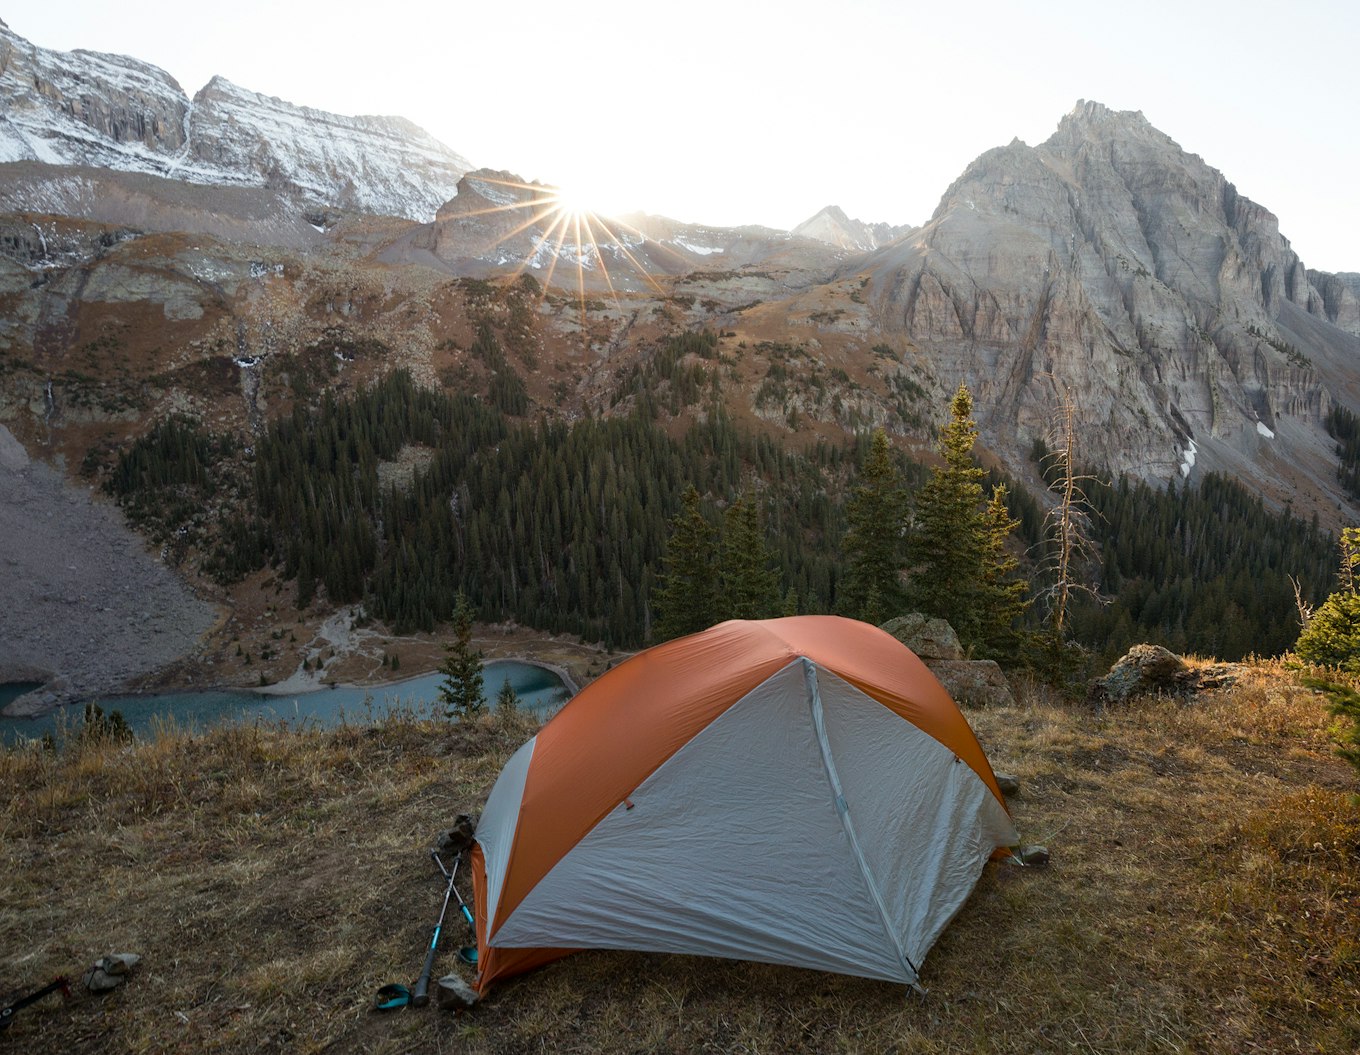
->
[468, 616, 1017, 995]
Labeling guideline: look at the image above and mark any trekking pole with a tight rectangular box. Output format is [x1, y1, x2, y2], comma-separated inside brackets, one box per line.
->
[0, 976, 71, 1031]
[431, 849, 475, 931]
[410, 853, 459, 1008]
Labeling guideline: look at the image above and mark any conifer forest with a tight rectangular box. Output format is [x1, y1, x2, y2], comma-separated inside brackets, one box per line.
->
[100, 330, 1339, 664]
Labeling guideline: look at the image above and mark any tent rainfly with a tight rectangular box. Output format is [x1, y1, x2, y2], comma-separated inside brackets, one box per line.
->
[469, 616, 1018, 995]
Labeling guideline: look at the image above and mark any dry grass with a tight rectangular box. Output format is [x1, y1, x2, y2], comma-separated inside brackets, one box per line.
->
[2, 664, 1356, 1054]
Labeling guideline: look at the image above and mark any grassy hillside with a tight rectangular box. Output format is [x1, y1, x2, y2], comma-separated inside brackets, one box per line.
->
[2, 667, 1356, 1054]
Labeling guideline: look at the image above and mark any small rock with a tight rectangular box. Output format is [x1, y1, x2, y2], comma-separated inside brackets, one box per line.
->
[83, 952, 140, 992]
[100, 953, 141, 975]
[994, 772, 1021, 796]
[436, 973, 478, 1011]
[83, 968, 122, 993]
[436, 815, 477, 856]
[1016, 844, 1050, 867]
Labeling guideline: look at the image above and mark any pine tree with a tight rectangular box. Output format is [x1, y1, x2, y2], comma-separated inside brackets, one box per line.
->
[840, 429, 908, 621]
[720, 492, 779, 620]
[438, 593, 485, 718]
[906, 385, 1029, 657]
[495, 675, 520, 716]
[1296, 528, 1360, 673]
[654, 485, 719, 640]
[905, 387, 987, 639]
[977, 485, 1031, 662]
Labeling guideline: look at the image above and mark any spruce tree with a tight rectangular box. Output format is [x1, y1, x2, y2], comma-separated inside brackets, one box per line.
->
[495, 675, 520, 716]
[653, 485, 719, 640]
[840, 429, 908, 622]
[1296, 529, 1360, 672]
[438, 592, 485, 718]
[720, 492, 779, 621]
[977, 485, 1032, 662]
[906, 385, 1029, 657]
[905, 387, 987, 639]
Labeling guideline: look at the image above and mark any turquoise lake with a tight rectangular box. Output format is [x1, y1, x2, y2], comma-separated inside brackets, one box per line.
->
[0, 661, 570, 745]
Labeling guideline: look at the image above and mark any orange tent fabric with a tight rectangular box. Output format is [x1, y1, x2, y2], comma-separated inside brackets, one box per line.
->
[470, 616, 1015, 994]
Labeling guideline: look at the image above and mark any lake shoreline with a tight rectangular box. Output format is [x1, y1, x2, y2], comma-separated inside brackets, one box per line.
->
[1, 656, 582, 724]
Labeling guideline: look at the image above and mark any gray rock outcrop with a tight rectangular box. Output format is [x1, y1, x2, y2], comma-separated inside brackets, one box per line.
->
[1090, 643, 1196, 704]
[867, 100, 1360, 499]
[880, 613, 964, 660]
[0, 426, 215, 717]
[1089, 643, 1242, 705]
[927, 659, 1015, 708]
[881, 614, 1015, 707]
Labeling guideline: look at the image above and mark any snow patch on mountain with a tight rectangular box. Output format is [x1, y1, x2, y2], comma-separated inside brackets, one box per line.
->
[0, 23, 473, 221]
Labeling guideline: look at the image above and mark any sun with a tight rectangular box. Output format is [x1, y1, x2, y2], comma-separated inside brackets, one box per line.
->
[442, 173, 671, 318]
[547, 184, 603, 223]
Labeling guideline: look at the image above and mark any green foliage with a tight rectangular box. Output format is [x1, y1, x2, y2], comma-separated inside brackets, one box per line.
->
[105, 415, 259, 580]
[1296, 530, 1360, 672]
[719, 493, 780, 621]
[495, 676, 520, 716]
[1325, 406, 1360, 502]
[241, 362, 847, 646]
[79, 703, 132, 745]
[611, 331, 719, 417]
[977, 485, 1032, 662]
[905, 386, 1030, 657]
[1067, 473, 1334, 661]
[438, 594, 484, 718]
[1300, 678, 1360, 785]
[839, 429, 908, 621]
[653, 486, 720, 640]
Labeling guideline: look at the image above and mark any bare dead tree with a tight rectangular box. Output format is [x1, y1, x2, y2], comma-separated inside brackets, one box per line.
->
[1035, 388, 1105, 635]
[1289, 574, 1314, 629]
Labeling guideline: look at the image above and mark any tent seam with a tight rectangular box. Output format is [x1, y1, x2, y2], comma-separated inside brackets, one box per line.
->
[804, 658, 921, 985]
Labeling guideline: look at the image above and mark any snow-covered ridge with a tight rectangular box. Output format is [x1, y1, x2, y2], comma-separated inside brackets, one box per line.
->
[0, 23, 473, 221]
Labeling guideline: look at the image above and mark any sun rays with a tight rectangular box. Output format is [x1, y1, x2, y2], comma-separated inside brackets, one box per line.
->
[444, 174, 687, 329]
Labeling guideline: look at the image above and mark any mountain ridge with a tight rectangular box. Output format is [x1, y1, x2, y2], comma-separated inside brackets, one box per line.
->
[2, 23, 1359, 531]
[0, 21, 473, 221]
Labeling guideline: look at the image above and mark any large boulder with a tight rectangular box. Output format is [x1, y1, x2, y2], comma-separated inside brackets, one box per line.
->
[880, 614, 964, 660]
[928, 659, 1016, 708]
[881, 614, 1014, 706]
[1090, 644, 1198, 704]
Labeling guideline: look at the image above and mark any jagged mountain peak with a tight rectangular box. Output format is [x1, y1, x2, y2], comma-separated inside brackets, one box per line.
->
[0, 23, 471, 221]
[878, 99, 1360, 516]
[793, 204, 912, 252]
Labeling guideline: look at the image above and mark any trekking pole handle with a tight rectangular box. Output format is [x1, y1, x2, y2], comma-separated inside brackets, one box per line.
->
[411, 923, 441, 1007]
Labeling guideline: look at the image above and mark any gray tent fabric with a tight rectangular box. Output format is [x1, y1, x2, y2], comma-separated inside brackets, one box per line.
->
[482, 658, 1016, 983]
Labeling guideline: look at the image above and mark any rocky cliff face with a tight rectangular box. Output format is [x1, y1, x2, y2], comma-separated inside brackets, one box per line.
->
[867, 100, 1360, 498]
[1308, 271, 1360, 338]
[0, 21, 471, 220]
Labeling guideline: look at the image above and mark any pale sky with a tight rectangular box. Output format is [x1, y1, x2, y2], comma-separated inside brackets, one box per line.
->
[7, 1, 1358, 271]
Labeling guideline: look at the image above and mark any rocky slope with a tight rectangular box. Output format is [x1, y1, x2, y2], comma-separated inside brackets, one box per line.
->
[843, 100, 1360, 506]
[0, 20, 471, 220]
[0, 425, 216, 712]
